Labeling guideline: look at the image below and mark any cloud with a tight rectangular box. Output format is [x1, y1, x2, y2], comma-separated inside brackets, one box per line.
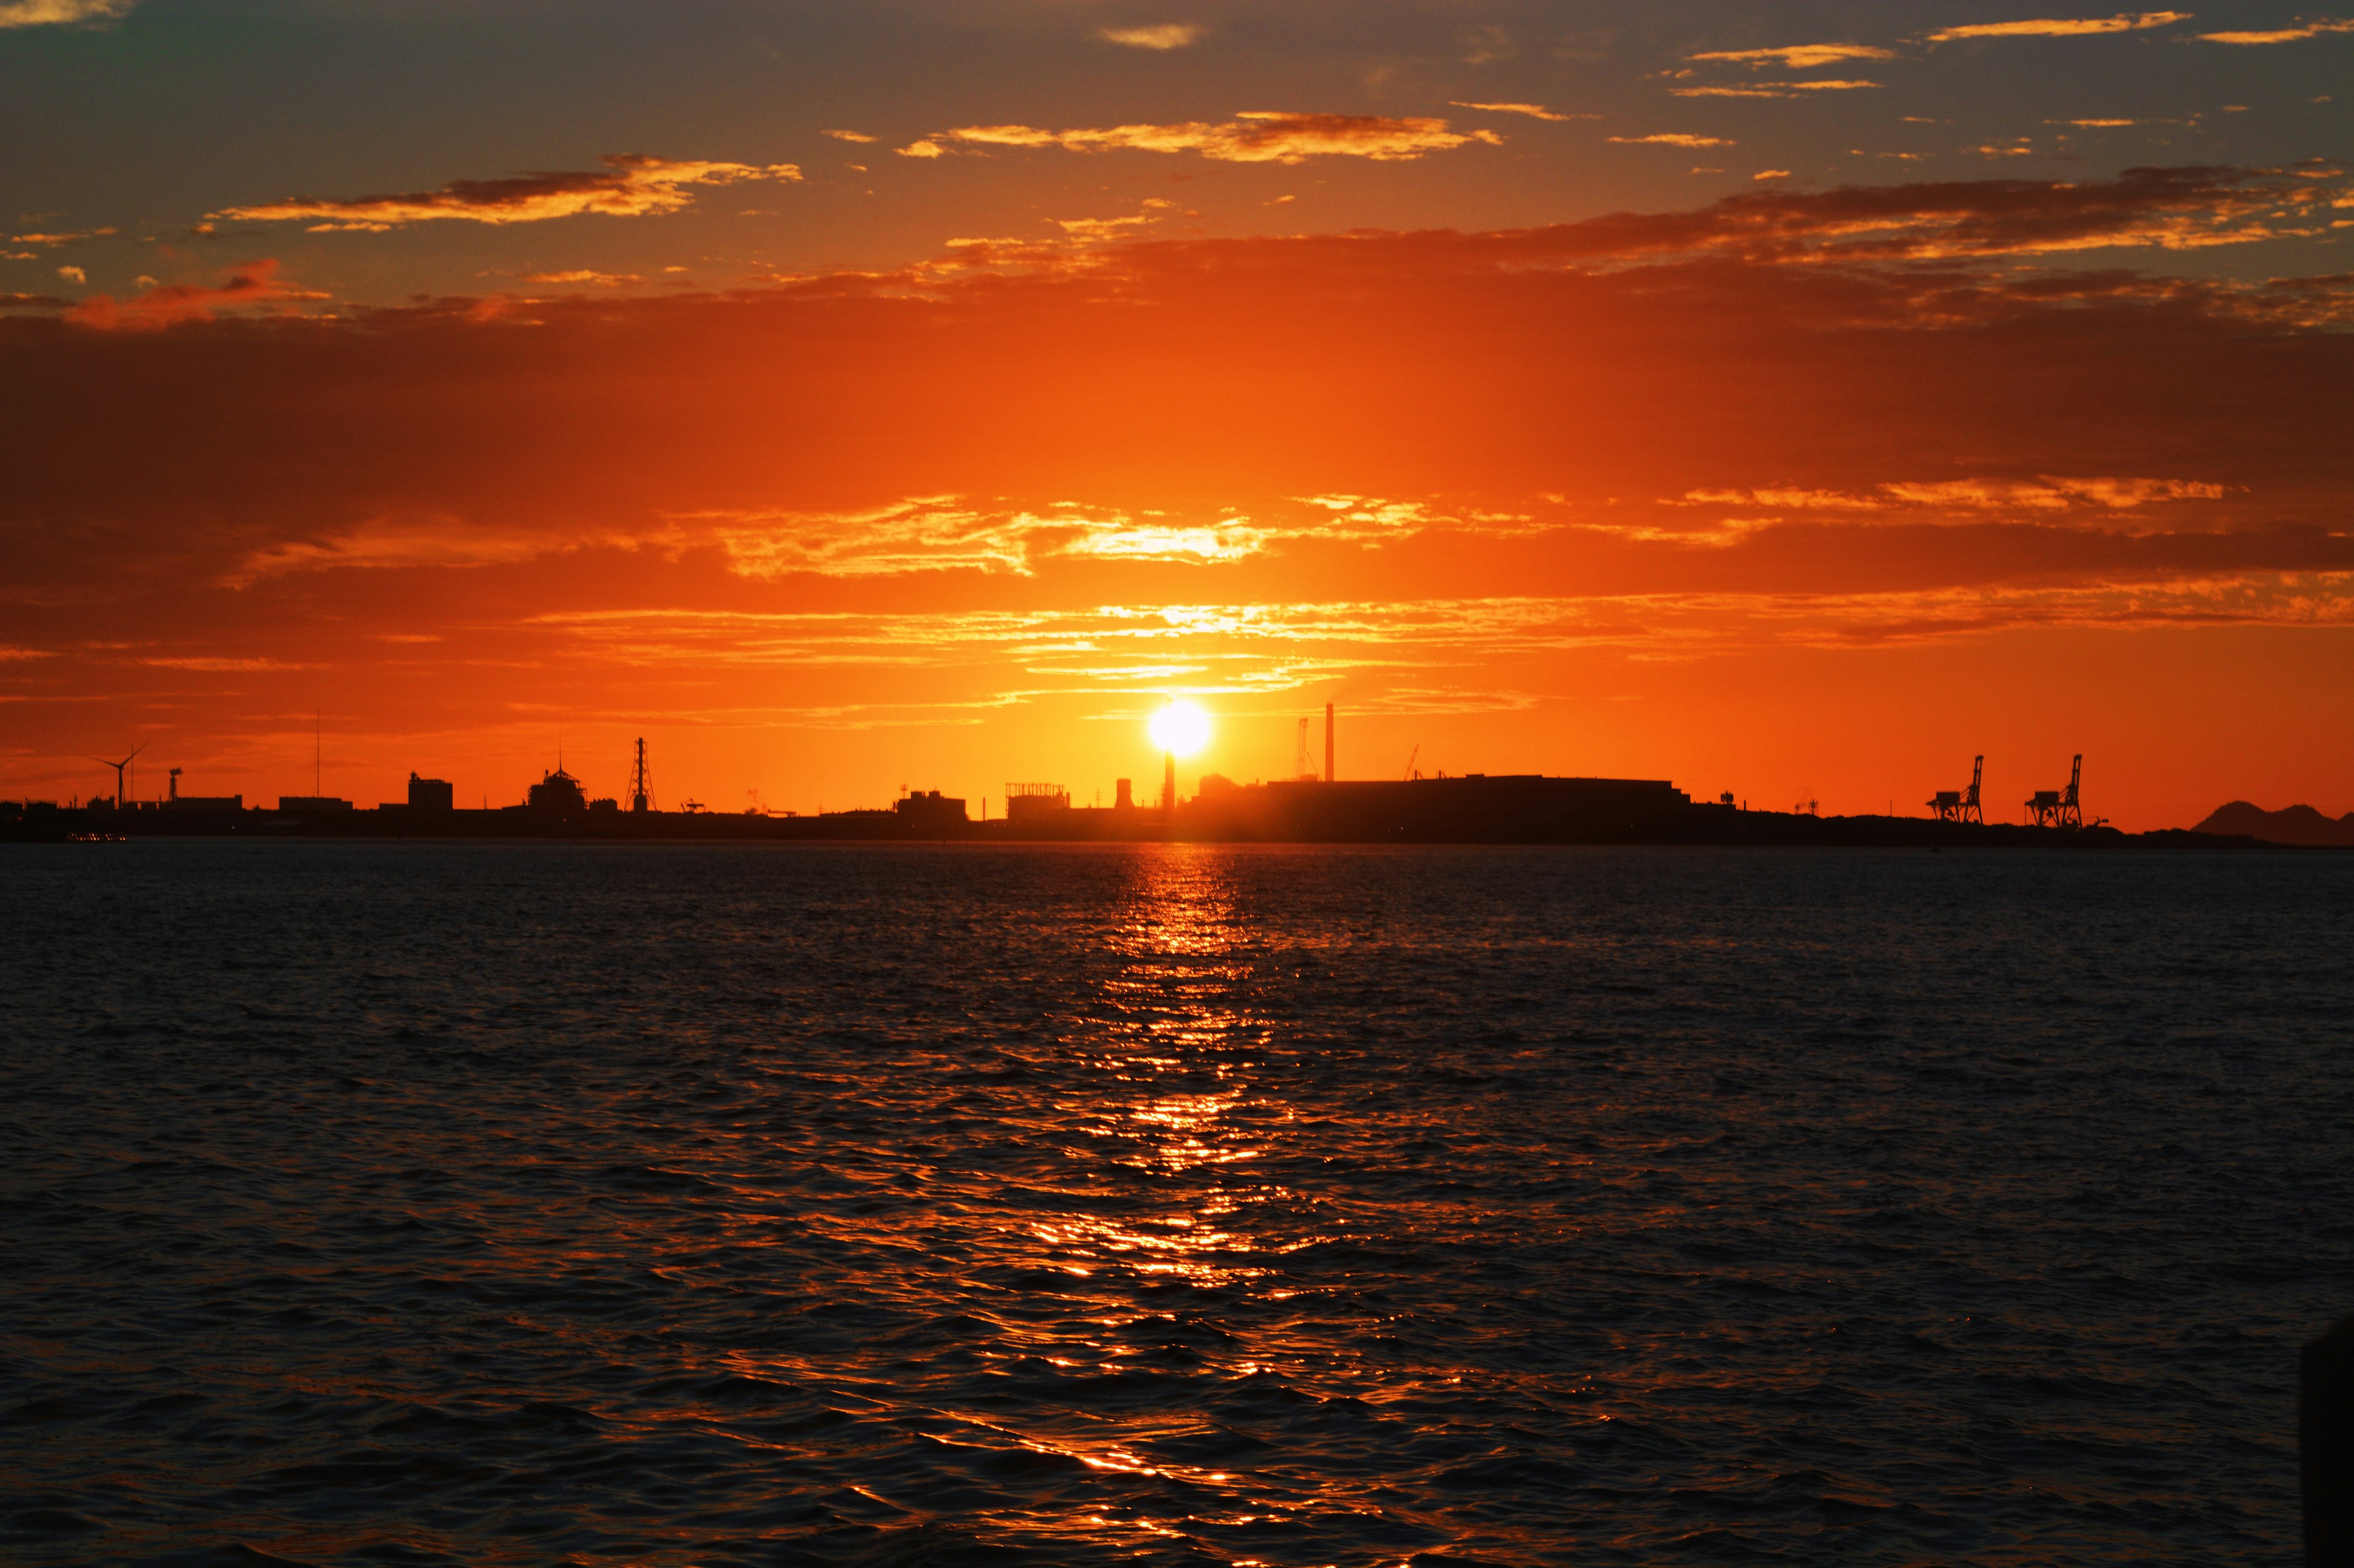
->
[939, 113, 1501, 163]
[1098, 23, 1202, 49]
[215, 154, 801, 230]
[1685, 478, 2228, 512]
[1053, 198, 1177, 242]
[10, 229, 113, 246]
[1688, 44, 1899, 67]
[687, 495, 1436, 579]
[0, 0, 134, 26]
[67, 259, 325, 330]
[1926, 12, 2192, 41]
[1673, 80, 1881, 98]
[55, 265, 85, 285]
[1449, 101, 1590, 121]
[1496, 164, 2350, 262]
[520, 270, 644, 287]
[228, 512, 669, 587]
[821, 129, 876, 143]
[896, 139, 945, 159]
[2198, 17, 2354, 42]
[1610, 134, 1736, 148]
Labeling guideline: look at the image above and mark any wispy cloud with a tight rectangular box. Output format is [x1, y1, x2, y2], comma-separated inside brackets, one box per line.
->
[1098, 23, 1202, 49]
[1926, 12, 2192, 41]
[932, 113, 1497, 164]
[216, 154, 801, 231]
[519, 270, 643, 287]
[67, 259, 326, 330]
[686, 495, 1435, 579]
[1672, 80, 1881, 98]
[9, 228, 114, 246]
[1610, 133, 1736, 148]
[937, 113, 1499, 164]
[227, 512, 665, 587]
[1683, 478, 2227, 511]
[0, 0, 135, 27]
[1448, 101, 1591, 121]
[2198, 17, 2354, 42]
[821, 129, 876, 143]
[1688, 43, 1899, 67]
[1052, 197, 1177, 242]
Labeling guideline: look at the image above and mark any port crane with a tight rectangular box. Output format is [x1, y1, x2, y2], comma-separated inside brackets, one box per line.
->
[2025, 755, 2085, 828]
[1929, 755, 1983, 824]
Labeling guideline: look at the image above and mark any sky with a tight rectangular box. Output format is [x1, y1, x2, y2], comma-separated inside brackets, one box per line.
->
[3, 1, 2350, 828]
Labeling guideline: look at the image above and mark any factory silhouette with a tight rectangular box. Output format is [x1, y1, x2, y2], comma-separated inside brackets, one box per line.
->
[8, 704, 2153, 848]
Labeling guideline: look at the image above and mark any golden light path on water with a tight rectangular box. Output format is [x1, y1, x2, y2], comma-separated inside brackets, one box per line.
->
[969, 847, 1343, 1559]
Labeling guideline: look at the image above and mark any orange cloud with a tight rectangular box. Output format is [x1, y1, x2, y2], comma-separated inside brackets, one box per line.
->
[1689, 43, 1899, 67]
[1610, 134, 1736, 148]
[1097, 23, 1202, 49]
[1686, 479, 2228, 512]
[941, 113, 1501, 163]
[66, 259, 325, 330]
[1448, 101, 1588, 121]
[0, 0, 134, 25]
[520, 270, 645, 287]
[1927, 12, 2192, 40]
[2199, 17, 2354, 42]
[1673, 80, 1880, 98]
[215, 154, 801, 230]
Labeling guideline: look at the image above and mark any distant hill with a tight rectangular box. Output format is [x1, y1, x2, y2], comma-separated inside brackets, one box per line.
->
[2193, 801, 2354, 847]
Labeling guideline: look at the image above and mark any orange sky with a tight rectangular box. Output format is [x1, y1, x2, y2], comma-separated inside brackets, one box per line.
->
[4, 3, 2352, 827]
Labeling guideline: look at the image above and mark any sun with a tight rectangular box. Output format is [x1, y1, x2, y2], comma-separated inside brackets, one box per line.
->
[1149, 699, 1211, 758]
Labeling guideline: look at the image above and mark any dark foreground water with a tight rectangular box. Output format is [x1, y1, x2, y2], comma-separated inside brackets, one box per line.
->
[3, 843, 2350, 1566]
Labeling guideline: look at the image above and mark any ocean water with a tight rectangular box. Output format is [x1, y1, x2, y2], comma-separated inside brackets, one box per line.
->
[2, 842, 2350, 1567]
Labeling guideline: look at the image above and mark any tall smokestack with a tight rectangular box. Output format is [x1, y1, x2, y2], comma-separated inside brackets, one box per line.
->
[1164, 751, 1176, 813]
[1324, 702, 1334, 783]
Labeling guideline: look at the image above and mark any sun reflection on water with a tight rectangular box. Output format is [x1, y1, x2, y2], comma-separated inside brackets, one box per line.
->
[978, 846, 1328, 1551]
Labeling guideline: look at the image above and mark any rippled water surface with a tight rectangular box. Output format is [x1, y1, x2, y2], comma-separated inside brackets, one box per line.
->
[4, 842, 2351, 1566]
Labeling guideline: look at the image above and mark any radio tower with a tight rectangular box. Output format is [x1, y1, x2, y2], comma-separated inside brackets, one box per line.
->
[628, 737, 653, 813]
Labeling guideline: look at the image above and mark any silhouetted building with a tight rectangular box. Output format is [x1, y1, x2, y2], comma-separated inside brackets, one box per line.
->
[590, 797, 618, 812]
[527, 767, 587, 813]
[278, 796, 352, 813]
[1115, 778, 1133, 809]
[894, 790, 967, 831]
[407, 772, 455, 811]
[1005, 783, 1070, 823]
[162, 767, 239, 810]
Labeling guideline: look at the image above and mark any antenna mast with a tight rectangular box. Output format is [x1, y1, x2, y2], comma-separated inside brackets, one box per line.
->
[628, 737, 653, 813]
[315, 710, 322, 797]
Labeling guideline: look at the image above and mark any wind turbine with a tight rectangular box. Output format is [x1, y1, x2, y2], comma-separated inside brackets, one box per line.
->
[87, 740, 148, 808]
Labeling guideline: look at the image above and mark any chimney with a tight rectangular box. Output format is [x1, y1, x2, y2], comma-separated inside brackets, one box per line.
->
[1115, 777, 1133, 809]
[1324, 702, 1335, 783]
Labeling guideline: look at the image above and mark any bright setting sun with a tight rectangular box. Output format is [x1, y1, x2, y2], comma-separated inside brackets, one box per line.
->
[1148, 700, 1210, 758]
